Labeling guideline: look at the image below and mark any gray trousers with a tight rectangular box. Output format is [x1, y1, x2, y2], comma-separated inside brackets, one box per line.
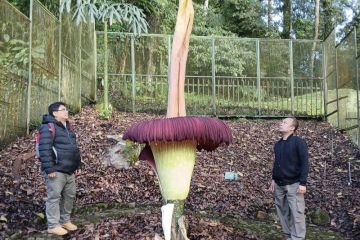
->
[274, 182, 306, 240]
[43, 172, 76, 228]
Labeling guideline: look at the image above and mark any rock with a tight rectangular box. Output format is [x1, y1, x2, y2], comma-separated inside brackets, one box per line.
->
[256, 211, 268, 220]
[309, 208, 330, 226]
[128, 202, 136, 208]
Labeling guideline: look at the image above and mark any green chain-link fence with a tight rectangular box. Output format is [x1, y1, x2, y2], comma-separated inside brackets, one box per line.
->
[0, 0, 96, 148]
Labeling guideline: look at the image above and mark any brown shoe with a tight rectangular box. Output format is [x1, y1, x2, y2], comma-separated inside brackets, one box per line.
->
[62, 222, 78, 231]
[47, 226, 68, 236]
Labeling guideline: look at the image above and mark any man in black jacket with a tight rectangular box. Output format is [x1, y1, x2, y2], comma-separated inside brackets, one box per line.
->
[269, 117, 309, 240]
[38, 102, 81, 236]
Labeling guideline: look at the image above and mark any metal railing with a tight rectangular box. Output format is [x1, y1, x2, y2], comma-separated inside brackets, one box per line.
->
[97, 32, 324, 118]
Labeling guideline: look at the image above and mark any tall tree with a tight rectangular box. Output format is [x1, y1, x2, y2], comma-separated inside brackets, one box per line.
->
[311, 0, 320, 77]
[222, 0, 266, 38]
[282, 0, 292, 38]
[322, 0, 335, 38]
[268, 0, 273, 29]
[203, 0, 209, 17]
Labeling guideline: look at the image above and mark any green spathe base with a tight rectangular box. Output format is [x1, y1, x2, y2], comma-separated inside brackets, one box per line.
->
[150, 140, 196, 200]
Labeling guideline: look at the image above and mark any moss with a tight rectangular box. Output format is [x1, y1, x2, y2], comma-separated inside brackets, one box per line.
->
[309, 208, 331, 226]
[23, 204, 344, 240]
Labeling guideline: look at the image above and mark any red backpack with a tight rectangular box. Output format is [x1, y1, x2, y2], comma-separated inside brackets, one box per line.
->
[35, 123, 56, 159]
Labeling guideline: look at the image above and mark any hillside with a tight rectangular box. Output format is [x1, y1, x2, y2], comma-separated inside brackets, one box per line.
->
[0, 106, 359, 239]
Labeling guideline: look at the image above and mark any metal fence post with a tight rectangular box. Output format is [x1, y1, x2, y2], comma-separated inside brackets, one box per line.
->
[58, 4, 62, 101]
[131, 35, 136, 113]
[334, 39, 340, 128]
[211, 37, 216, 116]
[354, 28, 360, 146]
[256, 39, 261, 116]
[79, 22, 82, 109]
[322, 38, 328, 120]
[289, 40, 294, 115]
[92, 22, 97, 102]
[26, 0, 34, 134]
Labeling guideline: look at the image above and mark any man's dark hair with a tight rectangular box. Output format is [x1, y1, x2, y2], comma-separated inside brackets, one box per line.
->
[48, 102, 66, 117]
[290, 117, 299, 132]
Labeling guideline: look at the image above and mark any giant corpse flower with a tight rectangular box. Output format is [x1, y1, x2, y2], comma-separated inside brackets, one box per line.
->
[124, 116, 232, 200]
[123, 0, 232, 239]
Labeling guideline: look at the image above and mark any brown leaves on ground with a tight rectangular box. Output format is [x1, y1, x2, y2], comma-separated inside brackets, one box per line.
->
[0, 106, 359, 239]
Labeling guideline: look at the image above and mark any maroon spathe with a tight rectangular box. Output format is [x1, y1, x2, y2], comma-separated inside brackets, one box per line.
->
[123, 116, 232, 151]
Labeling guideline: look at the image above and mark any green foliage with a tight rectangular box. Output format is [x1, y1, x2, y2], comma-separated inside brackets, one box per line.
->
[0, 21, 44, 78]
[0, 38, 29, 77]
[221, 0, 267, 38]
[122, 140, 142, 166]
[187, 37, 256, 77]
[60, 0, 148, 35]
[95, 101, 113, 119]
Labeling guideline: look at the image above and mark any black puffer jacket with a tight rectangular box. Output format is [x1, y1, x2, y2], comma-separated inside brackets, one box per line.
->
[38, 115, 81, 174]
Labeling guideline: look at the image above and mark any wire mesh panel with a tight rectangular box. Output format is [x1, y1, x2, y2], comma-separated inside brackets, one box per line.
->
[134, 35, 168, 113]
[60, 13, 81, 111]
[0, 0, 30, 146]
[0, 0, 94, 148]
[260, 39, 291, 116]
[337, 30, 359, 143]
[324, 30, 338, 127]
[97, 33, 132, 111]
[101, 33, 327, 118]
[337, 31, 357, 128]
[101, 33, 132, 74]
[97, 33, 169, 113]
[30, 0, 59, 126]
[215, 38, 257, 116]
[292, 40, 324, 116]
[186, 37, 213, 115]
[81, 21, 96, 103]
[106, 74, 133, 112]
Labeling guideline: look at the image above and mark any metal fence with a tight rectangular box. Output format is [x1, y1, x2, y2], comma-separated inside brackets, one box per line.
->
[0, 0, 96, 148]
[97, 32, 324, 117]
[1, 0, 360, 149]
[325, 26, 360, 146]
[98, 30, 360, 147]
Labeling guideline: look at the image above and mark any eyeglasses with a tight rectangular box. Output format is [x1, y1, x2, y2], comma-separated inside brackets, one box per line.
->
[55, 108, 68, 112]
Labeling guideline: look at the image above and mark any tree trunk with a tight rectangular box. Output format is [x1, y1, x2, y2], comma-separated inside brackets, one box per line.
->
[311, 0, 320, 78]
[203, 0, 209, 17]
[282, 0, 291, 39]
[267, 0, 272, 29]
[322, 0, 334, 38]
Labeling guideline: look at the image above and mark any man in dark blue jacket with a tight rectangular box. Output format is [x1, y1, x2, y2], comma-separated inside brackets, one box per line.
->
[269, 117, 309, 240]
[38, 102, 81, 236]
